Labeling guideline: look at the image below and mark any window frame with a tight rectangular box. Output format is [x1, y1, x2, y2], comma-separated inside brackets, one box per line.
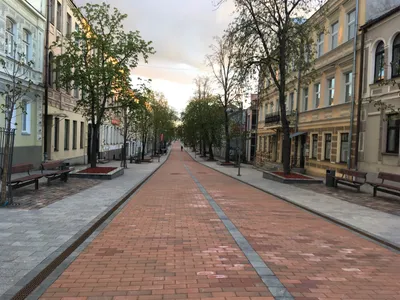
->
[72, 120, 77, 149]
[392, 34, 400, 78]
[314, 83, 321, 108]
[21, 101, 31, 134]
[312, 134, 318, 159]
[80, 122, 84, 149]
[374, 42, 385, 82]
[22, 29, 32, 63]
[5, 17, 15, 56]
[303, 87, 309, 112]
[54, 117, 59, 151]
[386, 114, 400, 154]
[64, 119, 70, 150]
[347, 10, 356, 41]
[66, 13, 72, 36]
[340, 133, 349, 163]
[331, 22, 339, 49]
[50, 0, 55, 24]
[324, 133, 332, 161]
[328, 77, 335, 105]
[345, 72, 353, 103]
[317, 32, 324, 58]
[56, 1, 62, 32]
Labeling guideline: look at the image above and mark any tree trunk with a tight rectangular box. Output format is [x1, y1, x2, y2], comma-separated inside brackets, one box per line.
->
[224, 110, 230, 162]
[208, 143, 214, 161]
[202, 140, 207, 157]
[90, 124, 98, 168]
[0, 130, 11, 206]
[121, 109, 128, 169]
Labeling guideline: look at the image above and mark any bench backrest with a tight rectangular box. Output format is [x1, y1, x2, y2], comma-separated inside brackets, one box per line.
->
[41, 160, 64, 171]
[340, 169, 367, 179]
[378, 172, 400, 183]
[11, 163, 34, 174]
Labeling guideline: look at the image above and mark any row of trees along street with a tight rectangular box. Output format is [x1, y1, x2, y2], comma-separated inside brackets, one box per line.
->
[0, 2, 177, 205]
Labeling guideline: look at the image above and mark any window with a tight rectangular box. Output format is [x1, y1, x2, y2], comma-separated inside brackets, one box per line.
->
[50, 0, 55, 24]
[386, 114, 399, 153]
[392, 34, 400, 78]
[48, 52, 54, 87]
[303, 88, 308, 111]
[374, 42, 385, 82]
[5, 17, 15, 55]
[340, 133, 349, 163]
[56, 61, 60, 90]
[54, 117, 59, 151]
[22, 30, 31, 63]
[347, 10, 356, 41]
[345, 72, 353, 103]
[312, 134, 318, 159]
[74, 87, 79, 98]
[317, 32, 324, 58]
[289, 92, 294, 111]
[359, 132, 365, 152]
[66, 13, 72, 36]
[57, 2, 62, 31]
[324, 134, 331, 160]
[72, 121, 77, 149]
[64, 119, 70, 150]
[80, 122, 84, 149]
[328, 78, 335, 105]
[75, 23, 80, 46]
[331, 22, 339, 49]
[22, 101, 31, 134]
[314, 83, 320, 108]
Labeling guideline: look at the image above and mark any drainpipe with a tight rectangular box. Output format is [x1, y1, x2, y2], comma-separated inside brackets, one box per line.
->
[293, 60, 302, 168]
[347, 0, 360, 169]
[43, 0, 50, 162]
[354, 28, 366, 169]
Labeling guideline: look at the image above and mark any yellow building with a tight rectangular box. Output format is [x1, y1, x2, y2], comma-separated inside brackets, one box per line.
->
[44, 0, 87, 165]
[256, 0, 367, 176]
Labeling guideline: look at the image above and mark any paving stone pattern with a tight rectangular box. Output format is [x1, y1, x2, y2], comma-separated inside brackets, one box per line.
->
[0, 159, 168, 298]
[39, 146, 400, 300]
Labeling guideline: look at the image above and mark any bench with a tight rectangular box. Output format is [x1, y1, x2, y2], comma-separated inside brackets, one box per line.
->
[7, 163, 43, 192]
[334, 169, 367, 192]
[41, 160, 71, 184]
[368, 172, 400, 198]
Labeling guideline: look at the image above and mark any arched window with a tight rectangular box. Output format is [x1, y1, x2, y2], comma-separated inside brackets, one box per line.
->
[374, 41, 385, 82]
[5, 17, 15, 55]
[392, 34, 400, 78]
[48, 52, 53, 87]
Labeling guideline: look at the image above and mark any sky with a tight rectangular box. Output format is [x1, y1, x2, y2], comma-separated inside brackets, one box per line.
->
[75, 0, 235, 114]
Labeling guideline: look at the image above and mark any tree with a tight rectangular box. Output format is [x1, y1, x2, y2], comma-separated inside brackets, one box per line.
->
[0, 44, 37, 205]
[135, 100, 153, 161]
[206, 37, 242, 163]
[53, 2, 154, 168]
[218, 0, 322, 174]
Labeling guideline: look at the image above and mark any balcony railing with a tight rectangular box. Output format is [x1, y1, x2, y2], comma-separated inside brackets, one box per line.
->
[264, 110, 295, 125]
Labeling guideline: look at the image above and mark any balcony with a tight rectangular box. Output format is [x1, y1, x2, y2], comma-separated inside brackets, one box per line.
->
[265, 110, 295, 124]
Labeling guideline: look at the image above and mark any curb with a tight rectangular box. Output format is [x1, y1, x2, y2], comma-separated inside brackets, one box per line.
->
[185, 150, 400, 253]
[3, 151, 171, 300]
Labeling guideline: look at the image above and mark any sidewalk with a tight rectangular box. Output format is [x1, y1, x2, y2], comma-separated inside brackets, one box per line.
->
[0, 154, 169, 299]
[186, 150, 400, 249]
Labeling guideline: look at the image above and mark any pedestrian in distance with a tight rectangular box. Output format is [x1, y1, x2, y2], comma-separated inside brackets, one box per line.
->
[181, 146, 183, 151]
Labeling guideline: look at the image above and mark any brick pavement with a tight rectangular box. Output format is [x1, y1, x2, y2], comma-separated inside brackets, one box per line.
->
[39, 146, 400, 300]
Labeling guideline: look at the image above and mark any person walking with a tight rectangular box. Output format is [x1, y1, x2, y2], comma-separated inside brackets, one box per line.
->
[181, 145, 183, 151]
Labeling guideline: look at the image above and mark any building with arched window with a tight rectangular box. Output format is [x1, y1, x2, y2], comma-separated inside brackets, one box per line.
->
[0, 0, 46, 167]
[357, 5, 400, 174]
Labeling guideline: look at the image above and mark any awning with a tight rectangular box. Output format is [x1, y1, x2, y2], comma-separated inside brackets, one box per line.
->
[290, 132, 307, 138]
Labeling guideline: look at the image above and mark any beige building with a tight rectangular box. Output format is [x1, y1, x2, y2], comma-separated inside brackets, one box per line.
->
[256, 0, 367, 176]
[357, 6, 400, 173]
[44, 0, 88, 165]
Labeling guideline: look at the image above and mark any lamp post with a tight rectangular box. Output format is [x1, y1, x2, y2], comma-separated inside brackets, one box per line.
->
[237, 101, 243, 177]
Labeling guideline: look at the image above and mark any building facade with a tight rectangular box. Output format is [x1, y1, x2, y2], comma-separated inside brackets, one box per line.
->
[256, 0, 367, 176]
[44, 0, 88, 165]
[358, 7, 400, 173]
[0, 0, 46, 167]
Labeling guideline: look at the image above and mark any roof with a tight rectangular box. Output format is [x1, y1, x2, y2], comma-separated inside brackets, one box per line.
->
[360, 5, 400, 30]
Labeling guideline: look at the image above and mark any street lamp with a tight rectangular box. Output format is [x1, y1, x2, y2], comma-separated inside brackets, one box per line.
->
[237, 101, 243, 177]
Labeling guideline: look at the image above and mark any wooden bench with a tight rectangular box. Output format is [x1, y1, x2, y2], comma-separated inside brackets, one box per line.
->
[0, 164, 43, 199]
[334, 169, 367, 192]
[368, 172, 400, 198]
[41, 160, 71, 184]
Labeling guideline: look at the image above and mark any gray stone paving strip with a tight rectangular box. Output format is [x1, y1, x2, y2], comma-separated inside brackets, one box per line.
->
[184, 164, 294, 300]
[186, 151, 400, 251]
[0, 152, 171, 300]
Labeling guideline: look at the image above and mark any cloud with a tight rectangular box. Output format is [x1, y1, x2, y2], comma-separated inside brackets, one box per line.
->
[75, 0, 235, 110]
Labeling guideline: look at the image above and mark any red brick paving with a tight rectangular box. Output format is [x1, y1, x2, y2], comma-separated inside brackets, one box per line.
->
[39, 145, 400, 300]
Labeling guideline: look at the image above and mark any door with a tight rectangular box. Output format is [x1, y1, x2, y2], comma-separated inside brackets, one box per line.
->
[300, 134, 306, 168]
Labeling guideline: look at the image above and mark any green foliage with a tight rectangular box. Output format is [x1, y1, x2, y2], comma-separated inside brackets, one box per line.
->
[52, 2, 155, 126]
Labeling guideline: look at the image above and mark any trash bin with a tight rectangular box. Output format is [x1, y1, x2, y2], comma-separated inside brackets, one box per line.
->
[326, 169, 336, 187]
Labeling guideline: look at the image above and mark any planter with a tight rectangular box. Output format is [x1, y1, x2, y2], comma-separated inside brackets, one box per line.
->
[263, 170, 323, 184]
[70, 167, 124, 180]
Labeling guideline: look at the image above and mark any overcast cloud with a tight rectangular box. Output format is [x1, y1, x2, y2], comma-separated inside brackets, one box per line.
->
[75, 0, 235, 113]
